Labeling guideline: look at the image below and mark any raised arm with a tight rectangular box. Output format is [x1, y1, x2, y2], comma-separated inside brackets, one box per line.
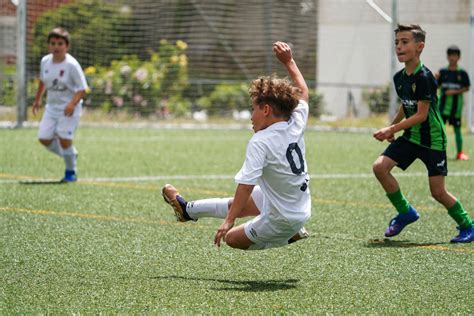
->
[273, 41, 309, 103]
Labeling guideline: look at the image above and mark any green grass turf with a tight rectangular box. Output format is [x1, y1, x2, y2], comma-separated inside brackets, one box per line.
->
[1, 127, 473, 314]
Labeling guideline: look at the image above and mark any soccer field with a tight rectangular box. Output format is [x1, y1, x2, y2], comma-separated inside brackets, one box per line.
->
[1, 126, 473, 314]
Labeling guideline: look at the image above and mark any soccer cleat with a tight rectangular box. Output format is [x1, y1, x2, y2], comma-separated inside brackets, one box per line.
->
[162, 184, 193, 222]
[288, 226, 310, 244]
[61, 170, 77, 183]
[384, 206, 419, 237]
[450, 226, 474, 243]
[456, 150, 469, 161]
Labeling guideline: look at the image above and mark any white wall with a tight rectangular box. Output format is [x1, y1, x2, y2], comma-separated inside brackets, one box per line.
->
[317, 0, 471, 119]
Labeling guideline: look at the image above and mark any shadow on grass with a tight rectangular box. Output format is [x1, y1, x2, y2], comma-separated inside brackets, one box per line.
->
[19, 180, 65, 185]
[366, 238, 445, 248]
[152, 275, 299, 292]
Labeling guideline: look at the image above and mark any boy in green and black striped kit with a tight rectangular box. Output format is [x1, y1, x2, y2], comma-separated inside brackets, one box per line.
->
[436, 45, 470, 160]
[372, 24, 473, 243]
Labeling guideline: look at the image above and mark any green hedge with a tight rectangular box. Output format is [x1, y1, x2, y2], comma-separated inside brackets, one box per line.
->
[30, 0, 135, 71]
[86, 40, 190, 116]
[197, 83, 324, 118]
[363, 85, 390, 115]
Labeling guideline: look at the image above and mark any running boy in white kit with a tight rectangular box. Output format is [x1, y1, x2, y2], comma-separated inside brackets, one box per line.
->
[163, 41, 311, 250]
[32, 27, 88, 182]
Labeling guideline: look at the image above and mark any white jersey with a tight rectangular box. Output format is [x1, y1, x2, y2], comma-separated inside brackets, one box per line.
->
[235, 100, 311, 222]
[40, 53, 88, 117]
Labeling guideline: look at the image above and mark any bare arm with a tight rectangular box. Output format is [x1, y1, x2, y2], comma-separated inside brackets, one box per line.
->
[32, 81, 46, 115]
[391, 105, 405, 125]
[374, 101, 430, 142]
[273, 41, 309, 102]
[64, 90, 86, 116]
[214, 183, 254, 247]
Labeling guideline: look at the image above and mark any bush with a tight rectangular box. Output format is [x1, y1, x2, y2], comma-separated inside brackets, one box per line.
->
[87, 40, 190, 116]
[0, 65, 16, 106]
[0, 65, 38, 107]
[308, 89, 324, 118]
[363, 85, 390, 115]
[196, 83, 249, 116]
[197, 83, 324, 118]
[30, 0, 135, 71]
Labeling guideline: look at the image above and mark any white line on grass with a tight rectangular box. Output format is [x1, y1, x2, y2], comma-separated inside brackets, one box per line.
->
[0, 120, 377, 133]
[2, 171, 474, 184]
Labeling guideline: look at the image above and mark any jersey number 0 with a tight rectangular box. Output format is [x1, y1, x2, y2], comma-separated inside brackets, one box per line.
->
[286, 143, 308, 192]
[286, 142, 305, 174]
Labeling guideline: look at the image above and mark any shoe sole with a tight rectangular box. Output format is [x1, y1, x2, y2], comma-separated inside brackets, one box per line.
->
[161, 185, 187, 222]
[450, 238, 474, 243]
[60, 178, 77, 183]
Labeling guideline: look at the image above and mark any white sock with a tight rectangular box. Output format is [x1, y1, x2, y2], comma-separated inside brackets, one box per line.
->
[186, 198, 230, 219]
[46, 138, 63, 157]
[62, 145, 78, 172]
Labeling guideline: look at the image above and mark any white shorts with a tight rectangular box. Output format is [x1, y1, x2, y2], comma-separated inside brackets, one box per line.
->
[244, 186, 306, 250]
[38, 110, 80, 140]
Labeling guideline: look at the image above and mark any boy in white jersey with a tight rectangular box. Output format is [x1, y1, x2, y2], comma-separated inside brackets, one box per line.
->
[163, 41, 311, 250]
[32, 28, 88, 182]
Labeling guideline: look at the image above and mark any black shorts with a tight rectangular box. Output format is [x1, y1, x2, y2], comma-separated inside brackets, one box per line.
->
[441, 114, 461, 127]
[382, 137, 448, 177]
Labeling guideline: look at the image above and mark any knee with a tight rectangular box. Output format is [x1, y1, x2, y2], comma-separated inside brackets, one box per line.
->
[372, 160, 386, 176]
[224, 231, 239, 248]
[59, 138, 72, 149]
[38, 138, 52, 146]
[224, 231, 247, 250]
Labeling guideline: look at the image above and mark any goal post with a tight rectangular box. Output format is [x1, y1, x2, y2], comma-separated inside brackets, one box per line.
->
[16, 0, 27, 127]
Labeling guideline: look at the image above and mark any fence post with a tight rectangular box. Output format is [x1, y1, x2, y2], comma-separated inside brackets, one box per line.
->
[388, 0, 398, 121]
[16, 0, 27, 127]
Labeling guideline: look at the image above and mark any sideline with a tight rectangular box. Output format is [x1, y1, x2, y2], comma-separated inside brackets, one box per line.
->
[1, 171, 474, 184]
[0, 120, 377, 133]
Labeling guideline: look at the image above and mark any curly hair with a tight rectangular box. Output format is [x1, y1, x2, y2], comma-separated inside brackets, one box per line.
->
[249, 76, 301, 119]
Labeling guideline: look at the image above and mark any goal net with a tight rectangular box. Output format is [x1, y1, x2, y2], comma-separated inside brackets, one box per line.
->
[1, 0, 318, 121]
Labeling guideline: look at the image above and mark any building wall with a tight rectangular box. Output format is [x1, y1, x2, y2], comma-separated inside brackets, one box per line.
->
[0, 0, 72, 64]
[317, 0, 471, 118]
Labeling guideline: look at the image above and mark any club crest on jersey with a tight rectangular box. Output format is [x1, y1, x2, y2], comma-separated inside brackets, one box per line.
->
[60, 70, 65, 77]
[411, 83, 416, 93]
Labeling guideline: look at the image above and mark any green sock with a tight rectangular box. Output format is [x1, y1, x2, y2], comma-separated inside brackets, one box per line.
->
[386, 190, 410, 214]
[454, 126, 463, 153]
[448, 200, 473, 229]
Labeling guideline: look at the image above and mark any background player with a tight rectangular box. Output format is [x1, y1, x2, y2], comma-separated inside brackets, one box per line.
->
[436, 45, 470, 160]
[32, 27, 88, 182]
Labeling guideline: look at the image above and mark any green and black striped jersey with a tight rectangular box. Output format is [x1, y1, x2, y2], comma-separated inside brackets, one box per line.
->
[393, 63, 447, 151]
[437, 67, 470, 119]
